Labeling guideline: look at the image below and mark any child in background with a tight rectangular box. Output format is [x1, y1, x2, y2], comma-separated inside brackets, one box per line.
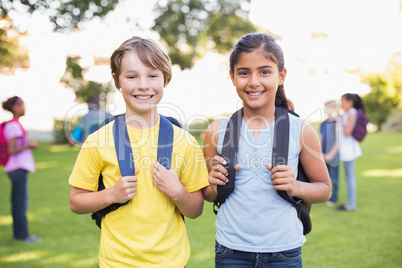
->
[70, 95, 111, 145]
[202, 33, 331, 267]
[337, 93, 364, 211]
[68, 36, 209, 267]
[320, 100, 339, 207]
[2, 96, 41, 243]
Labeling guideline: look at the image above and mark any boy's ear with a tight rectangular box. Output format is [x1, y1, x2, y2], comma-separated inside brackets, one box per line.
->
[112, 73, 119, 89]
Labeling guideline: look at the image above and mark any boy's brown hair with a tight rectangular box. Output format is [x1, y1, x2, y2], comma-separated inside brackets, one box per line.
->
[111, 36, 172, 88]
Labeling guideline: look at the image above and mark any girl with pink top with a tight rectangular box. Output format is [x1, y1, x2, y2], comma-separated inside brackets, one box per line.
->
[2, 96, 41, 243]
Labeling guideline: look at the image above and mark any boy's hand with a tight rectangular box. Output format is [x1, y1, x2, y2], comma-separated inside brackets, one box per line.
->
[111, 169, 138, 203]
[267, 164, 298, 197]
[152, 162, 184, 199]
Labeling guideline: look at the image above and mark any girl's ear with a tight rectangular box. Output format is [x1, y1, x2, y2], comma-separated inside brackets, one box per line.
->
[279, 68, 287, 86]
[229, 70, 235, 86]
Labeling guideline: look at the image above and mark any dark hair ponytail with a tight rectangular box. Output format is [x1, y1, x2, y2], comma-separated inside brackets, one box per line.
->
[2, 96, 19, 112]
[230, 33, 290, 110]
[342, 93, 365, 113]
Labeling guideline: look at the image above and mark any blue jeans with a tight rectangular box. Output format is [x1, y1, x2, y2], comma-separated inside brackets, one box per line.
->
[343, 160, 357, 210]
[327, 163, 339, 203]
[7, 169, 29, 240]
[215, 241, 302, 268]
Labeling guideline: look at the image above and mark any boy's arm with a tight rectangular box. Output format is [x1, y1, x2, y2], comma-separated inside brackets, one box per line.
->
[151, 162, 204, 219]
[69, 171, 139, 214]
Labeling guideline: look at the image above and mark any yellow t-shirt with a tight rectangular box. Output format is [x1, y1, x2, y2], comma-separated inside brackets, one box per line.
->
[69, 117, 209, 268]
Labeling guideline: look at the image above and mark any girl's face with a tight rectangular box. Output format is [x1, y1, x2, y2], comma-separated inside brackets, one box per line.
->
[12, 101, 25, 117]
[230, 49, 286, 111]
[341, 97, 353, 112]
[114, 51, 165, 117]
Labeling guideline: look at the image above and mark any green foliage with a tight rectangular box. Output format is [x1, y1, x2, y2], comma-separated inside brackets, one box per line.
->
[0, 21, 29, 73]
[59, 55, 114, 103]
[362, 74, 399, 130]
[187, 117, 214, 141]
[0, 0, 119, 31]
[0, 132, 401, 267]
[152, 0, 257, 69]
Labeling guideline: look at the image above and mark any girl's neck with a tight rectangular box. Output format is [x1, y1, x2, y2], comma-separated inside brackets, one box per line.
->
[242, 105, 275, 129]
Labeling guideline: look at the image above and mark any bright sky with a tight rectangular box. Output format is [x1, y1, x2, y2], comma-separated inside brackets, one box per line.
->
[0, 0, 401, 132]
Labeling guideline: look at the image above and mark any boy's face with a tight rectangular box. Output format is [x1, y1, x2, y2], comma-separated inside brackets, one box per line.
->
[115, 51, 165, 116]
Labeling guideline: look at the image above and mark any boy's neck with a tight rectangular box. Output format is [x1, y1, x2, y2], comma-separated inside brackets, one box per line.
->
[125, 110, 159, 129]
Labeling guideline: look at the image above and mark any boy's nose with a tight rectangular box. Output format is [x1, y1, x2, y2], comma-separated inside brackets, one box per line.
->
[138, 77, 149, 90]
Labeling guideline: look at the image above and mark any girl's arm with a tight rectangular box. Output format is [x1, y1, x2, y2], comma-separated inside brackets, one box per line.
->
[202, 120, 231, 202]
[69, 172, 138, 214]
[270, 121, 331, 204]
[341, 112, 356, 136]
[296, 121, 332, 203]
[7, 137, 38, 155]
[151, 162, 204, 219]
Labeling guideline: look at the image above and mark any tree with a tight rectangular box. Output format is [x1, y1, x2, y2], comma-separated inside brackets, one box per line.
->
[1, 0, 119, 31]
[152, 0, 256, 69]
[60, 56, 114, 103]
[0, 18, 29, 74]
[1, 0, 121, 72]
[362, 74, 399, 131]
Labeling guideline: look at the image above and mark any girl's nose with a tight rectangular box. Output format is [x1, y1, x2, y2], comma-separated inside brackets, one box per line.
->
[248, 73, 260, 88]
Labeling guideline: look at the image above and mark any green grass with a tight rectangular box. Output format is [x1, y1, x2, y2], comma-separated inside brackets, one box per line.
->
[0, 132, 401, 267]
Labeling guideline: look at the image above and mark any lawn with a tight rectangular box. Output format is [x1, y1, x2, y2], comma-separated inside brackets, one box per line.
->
[0, 131, 401, 267]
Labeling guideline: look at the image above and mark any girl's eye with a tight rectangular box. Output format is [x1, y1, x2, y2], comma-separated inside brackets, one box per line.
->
[261, 70, 270, 75]
[238, 72, 249, 76]
[128, 75, 136, 79]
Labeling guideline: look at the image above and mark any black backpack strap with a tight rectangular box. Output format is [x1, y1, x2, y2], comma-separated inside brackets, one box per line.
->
[272, 107, 298, 205]
[213, 108, 243, 214]
[273, 107, 312, 235]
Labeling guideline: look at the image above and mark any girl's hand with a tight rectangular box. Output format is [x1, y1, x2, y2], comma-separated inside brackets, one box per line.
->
[27, 140, 38, 149]
[208, 155, 240, 196]
[152, 162, 184, 199]
[266, 164, 298, 197]
[110, 169, 139, 203]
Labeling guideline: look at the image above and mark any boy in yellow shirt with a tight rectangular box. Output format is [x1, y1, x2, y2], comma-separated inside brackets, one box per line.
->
[68, 36, 209, 267]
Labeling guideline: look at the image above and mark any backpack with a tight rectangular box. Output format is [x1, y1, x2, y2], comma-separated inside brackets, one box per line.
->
[91, 114, 181, 228]
[352, 109, 369, 142]
[0, 119, 25, 166]
[214, 107, 312, 235]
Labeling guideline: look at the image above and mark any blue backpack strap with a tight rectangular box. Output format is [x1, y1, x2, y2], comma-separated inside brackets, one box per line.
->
[157, 115, 174, 170]
[113, 115, 135, 176]
[92, 114, 176, 228]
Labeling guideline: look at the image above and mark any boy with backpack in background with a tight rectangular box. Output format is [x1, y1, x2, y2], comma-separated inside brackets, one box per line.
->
[68, 36, 209, 267]
[320, 100, 340, 207]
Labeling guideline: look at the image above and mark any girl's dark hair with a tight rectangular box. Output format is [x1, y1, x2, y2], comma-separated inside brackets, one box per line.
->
[229, 33, 290, 109]
[342, 93, 365, 113]
[2, 96, 19, 112]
